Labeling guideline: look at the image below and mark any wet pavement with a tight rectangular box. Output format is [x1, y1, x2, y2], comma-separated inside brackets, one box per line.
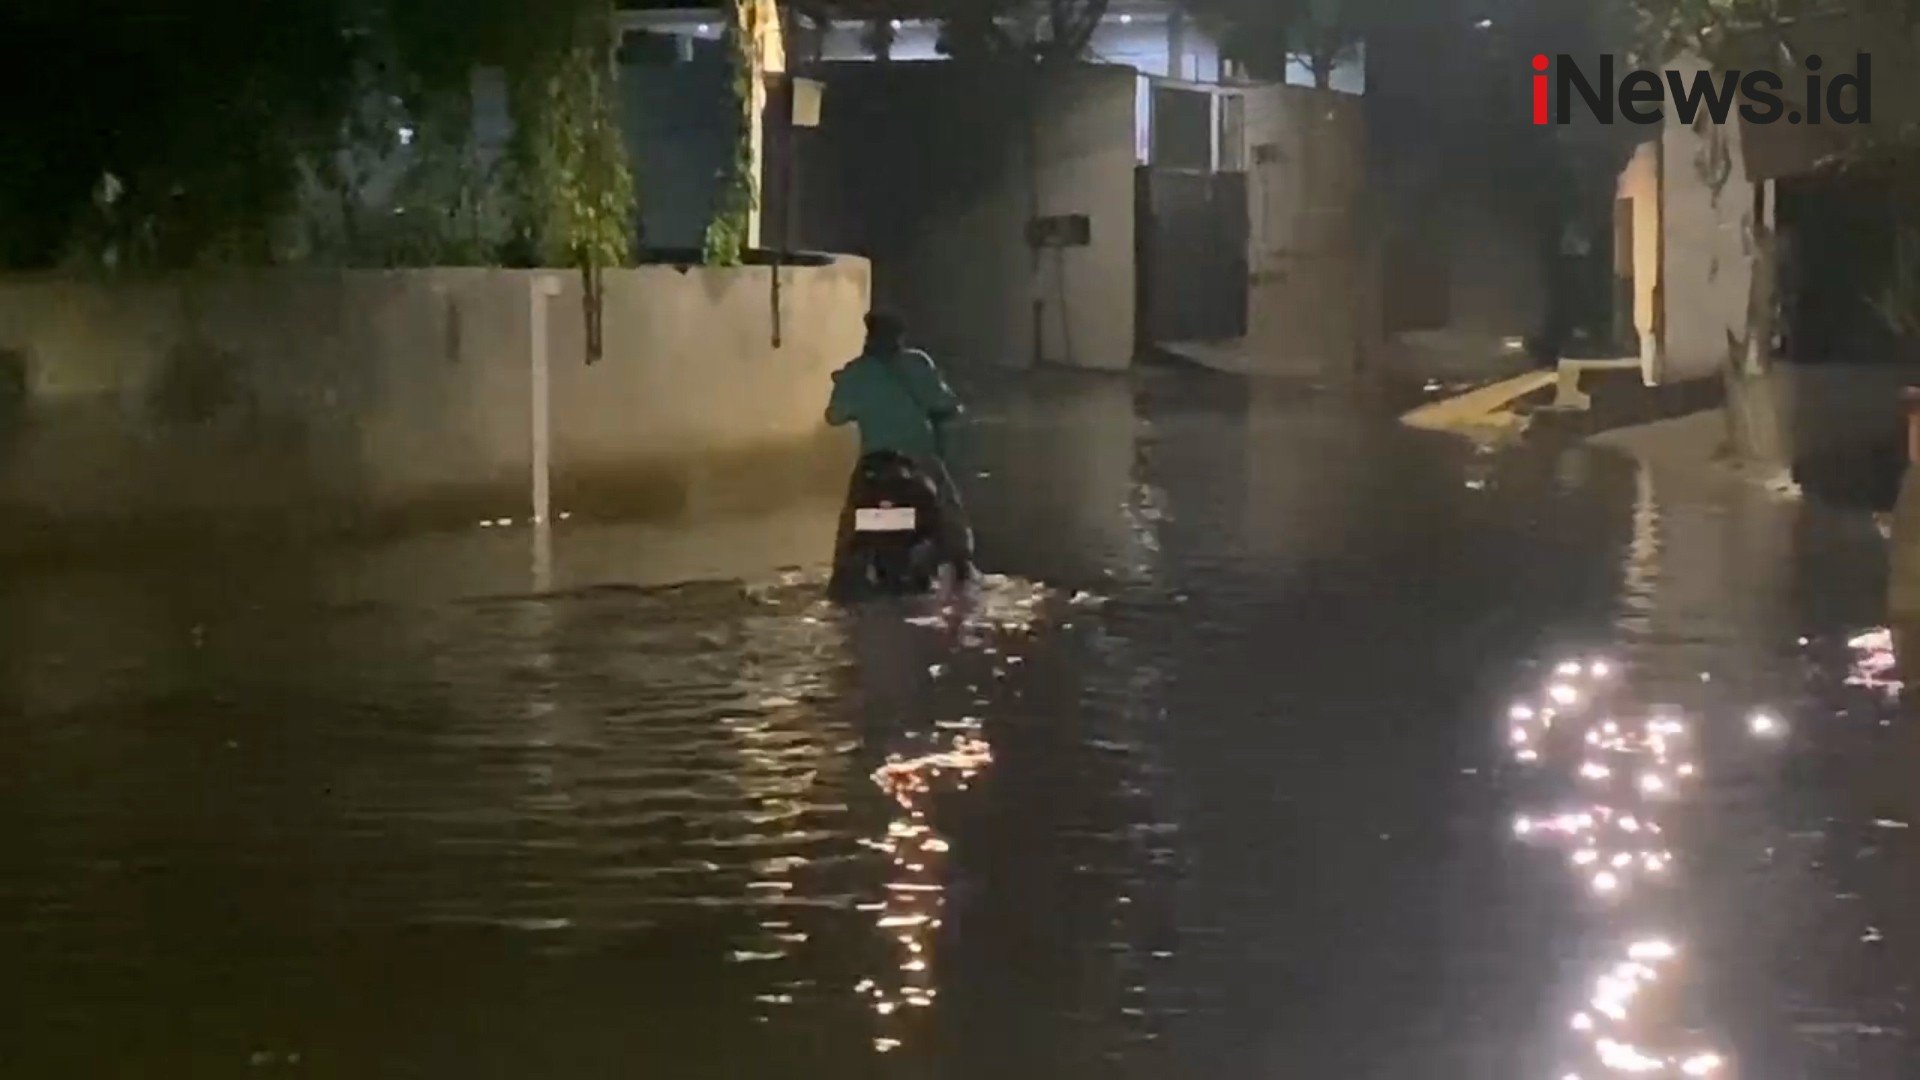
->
[2, 370, 1917, 1078]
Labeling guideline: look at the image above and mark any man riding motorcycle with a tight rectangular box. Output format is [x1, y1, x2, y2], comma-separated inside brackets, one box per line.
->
[825, 311, 975, 597]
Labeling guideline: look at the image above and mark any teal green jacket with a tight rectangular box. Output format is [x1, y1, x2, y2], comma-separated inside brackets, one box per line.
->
[825, 347, 961, 459]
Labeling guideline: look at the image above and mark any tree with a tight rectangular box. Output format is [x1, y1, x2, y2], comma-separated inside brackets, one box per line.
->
[1, 0, 357, 271]
[703, 0, 769, 265]
[1, 0, 636, 284]
[1177, 0, 1378, 85]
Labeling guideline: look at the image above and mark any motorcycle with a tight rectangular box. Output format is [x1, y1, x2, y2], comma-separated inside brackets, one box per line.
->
[840, 451, 947, 598]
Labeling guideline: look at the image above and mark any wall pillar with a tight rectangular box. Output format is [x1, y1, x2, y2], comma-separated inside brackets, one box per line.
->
[744, 0, 786, 248]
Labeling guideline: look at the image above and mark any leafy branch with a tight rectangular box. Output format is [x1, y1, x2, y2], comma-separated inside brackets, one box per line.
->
[705, 0, 762, 266]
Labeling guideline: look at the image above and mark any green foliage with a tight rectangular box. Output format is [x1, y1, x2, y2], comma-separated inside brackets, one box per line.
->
[1622, 0, 1916, 67]
[1177, 0, 1343, 83]
[705, 0, 761, 266]
[507, 0, 635, 270]
[2, 0, 636, 274]
[8, 0, 356, 273]
[1624, 0, 1791, 64]
[285, 37, 517, 268]
[387, 99, 516, 266]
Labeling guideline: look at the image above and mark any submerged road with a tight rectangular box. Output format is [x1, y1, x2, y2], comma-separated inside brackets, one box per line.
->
[1, 371, 1915, 1078]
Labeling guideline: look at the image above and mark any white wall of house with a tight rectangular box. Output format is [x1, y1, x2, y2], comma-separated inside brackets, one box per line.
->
[1616, 138, 1662, 376]
[1652, 55, 1758, 384]
[0, 260, 870, 527]
[1034, 67, 1141, 368]
[1241, 85, 1368, 376]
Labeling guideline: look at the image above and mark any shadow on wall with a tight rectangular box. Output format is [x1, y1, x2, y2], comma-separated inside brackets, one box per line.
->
[0, 259, 869, 559]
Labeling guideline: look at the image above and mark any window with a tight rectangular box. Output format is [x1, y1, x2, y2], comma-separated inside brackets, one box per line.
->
[1218, 94, 1246, 173]
[1152, 86, 1212, 171]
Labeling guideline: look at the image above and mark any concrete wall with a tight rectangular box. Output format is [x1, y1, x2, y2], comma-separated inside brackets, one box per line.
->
[1241, 85, 1368, 376]
[1616, 138, 1662, 372]
[0, 260, 868, 547]
[795, 62, 1138, 371]
[1029, 66, 1141, 369]
[1655, 55, 1756, 384]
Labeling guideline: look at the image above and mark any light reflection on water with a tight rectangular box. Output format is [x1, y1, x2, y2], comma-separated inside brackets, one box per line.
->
[11, 380, 1919, 1075]
[729, 572, 1059, 1058]
[1507, 656, 1742, 1077]
[860, 728, 992, 1051]
[846, 573, 1058, 1056]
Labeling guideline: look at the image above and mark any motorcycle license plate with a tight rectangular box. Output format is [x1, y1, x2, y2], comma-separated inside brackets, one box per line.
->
[855, 506, 917, 532]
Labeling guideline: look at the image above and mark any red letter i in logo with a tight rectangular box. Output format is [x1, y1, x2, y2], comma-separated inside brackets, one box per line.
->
[1532, 54, 1550, 124]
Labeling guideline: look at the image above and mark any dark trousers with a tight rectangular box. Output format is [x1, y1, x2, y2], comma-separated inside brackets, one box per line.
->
[830, 455, 974, 590]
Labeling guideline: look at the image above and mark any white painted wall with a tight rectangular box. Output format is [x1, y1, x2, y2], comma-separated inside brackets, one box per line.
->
[1655, 55, 1756, 384]
[1034, 66, 1141, 369]
[1241, 85, 1368, 376]
[1616, 138, 1662, 375]
[0, 260, 869, 530]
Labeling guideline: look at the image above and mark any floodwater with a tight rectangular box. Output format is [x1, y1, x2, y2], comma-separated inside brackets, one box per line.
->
[3, 370, 1916, 1078]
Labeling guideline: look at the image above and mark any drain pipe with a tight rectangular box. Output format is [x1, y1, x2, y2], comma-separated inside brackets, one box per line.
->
[530, 274, 563, 593]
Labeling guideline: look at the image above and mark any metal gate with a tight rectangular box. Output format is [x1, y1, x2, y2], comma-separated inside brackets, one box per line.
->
[1137, 168, 1250, 345]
